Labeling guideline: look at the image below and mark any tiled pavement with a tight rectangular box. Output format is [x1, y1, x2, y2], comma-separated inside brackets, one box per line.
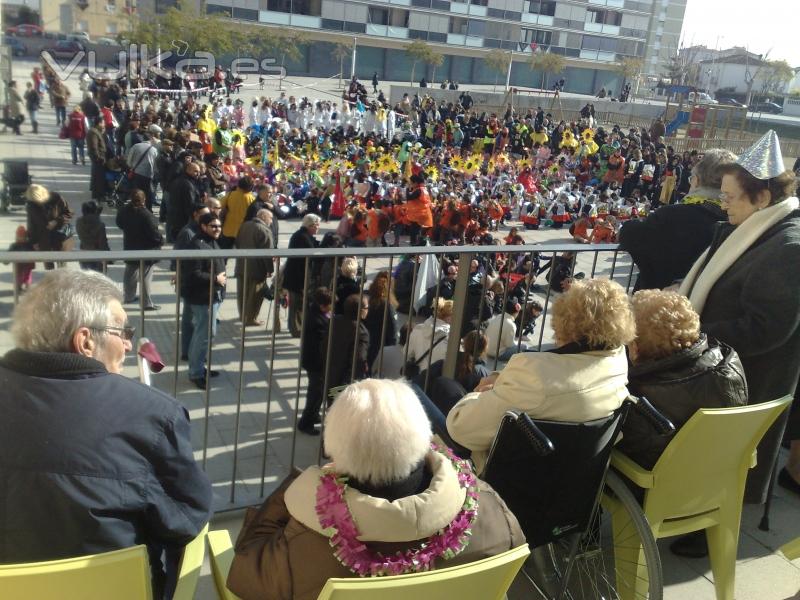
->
[0, 57, 797, 599]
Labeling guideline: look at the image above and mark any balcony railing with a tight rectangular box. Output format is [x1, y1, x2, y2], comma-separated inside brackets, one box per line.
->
[0, 243, 633, 513]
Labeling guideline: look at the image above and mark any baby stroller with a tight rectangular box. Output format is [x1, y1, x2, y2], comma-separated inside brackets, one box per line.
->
[1, 160, 32, 212]
[103, 157, 130, 210]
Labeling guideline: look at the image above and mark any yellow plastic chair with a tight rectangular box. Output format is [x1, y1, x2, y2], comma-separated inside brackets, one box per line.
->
[0, 523, 208, 600]
[208, 528, 529, 600]
[607, 395, 792, 600]
[780, 537, 800, 561]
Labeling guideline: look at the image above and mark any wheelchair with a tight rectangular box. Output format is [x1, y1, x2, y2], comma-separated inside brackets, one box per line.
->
[481, 397, 674, 600]
[1, 160, 31, 212]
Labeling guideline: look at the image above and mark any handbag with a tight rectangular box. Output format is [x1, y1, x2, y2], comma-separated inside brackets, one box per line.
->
[59, 125, 68, 139]
[402, 334, 447, 378]
[127, 144, 152, 180]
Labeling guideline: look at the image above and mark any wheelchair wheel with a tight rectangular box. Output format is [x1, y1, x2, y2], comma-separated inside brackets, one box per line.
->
[542, 470, 663, 600]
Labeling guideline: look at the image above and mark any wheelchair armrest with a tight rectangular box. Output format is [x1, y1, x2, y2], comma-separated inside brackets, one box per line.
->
[633, 396, 675, 436]
[610, 450, 655, 489]
[515, 412, 555, 457]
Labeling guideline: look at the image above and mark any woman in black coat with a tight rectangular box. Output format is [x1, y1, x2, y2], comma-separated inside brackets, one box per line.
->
[679, 134, 800, 511]
[363, 270, 398, 369]
[619, 290, 747, 470]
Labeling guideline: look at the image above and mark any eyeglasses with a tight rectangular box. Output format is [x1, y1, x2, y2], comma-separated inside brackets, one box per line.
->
[91, 325, 136, 341]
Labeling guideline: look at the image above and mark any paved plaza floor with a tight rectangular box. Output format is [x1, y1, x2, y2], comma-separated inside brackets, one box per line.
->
[0, 57, 797, 599]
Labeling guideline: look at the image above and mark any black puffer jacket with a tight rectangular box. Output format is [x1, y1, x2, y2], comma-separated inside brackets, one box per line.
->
[618, 335, 748, 470]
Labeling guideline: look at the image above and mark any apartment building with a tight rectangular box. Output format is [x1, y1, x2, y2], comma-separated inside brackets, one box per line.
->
[40, 0, 136, 39]
[143, 0, 687, 92]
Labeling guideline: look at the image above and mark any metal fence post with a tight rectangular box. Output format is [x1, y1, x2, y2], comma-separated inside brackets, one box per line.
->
[443, 251, 474, 379]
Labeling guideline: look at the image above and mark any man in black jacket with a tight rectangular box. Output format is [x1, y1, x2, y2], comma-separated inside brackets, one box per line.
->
[116, 188, 164, 309]
[0, 269, 211, 598]
[298, 287, 333, 435]
[183, 212, 227, 389]
[618, 148, 736, 291]
[167, 159, 203, 242]
[283, 214, 320, 337]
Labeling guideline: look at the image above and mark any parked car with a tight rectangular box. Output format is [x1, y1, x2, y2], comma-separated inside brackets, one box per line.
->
[688, 91, 718, 104]
[96, 37, 120, 46]
[717, 97, 747, 108]
[3, 36, 27, 56]
[45, 40, 86, 60]
[749, 101, 783, 114]
[5, 23, 43, 37]
[68, 32, 91, 44]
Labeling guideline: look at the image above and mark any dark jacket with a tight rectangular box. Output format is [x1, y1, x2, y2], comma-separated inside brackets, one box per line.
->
[167, 174, 202, 238]
[327, 316, 369, 387]
[697, 208, 800, 502]
[283, 226, 318, 293]
[116, 202, 163, 252]
[364, 301, 398, 368]
[619, 194, 725, 291]
[86, 126, 107, 163]
[76, 213, 110, 251]
[301, 307, 330, 373]
[618, 336, 747, 470]
[235, 218, 274, 281]
[183, 232, 226, 305]
[334, 275, 360, 315]
[0, 350, 212, 594]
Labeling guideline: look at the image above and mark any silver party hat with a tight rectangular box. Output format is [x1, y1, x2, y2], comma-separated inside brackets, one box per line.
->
[736, 130, 785, 180]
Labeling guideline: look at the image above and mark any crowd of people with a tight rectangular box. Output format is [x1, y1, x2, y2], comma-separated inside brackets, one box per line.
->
[3, 56, 800, 600]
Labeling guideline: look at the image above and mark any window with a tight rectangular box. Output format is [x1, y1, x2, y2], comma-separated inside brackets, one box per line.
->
[449, 16, 468, 34]
[106, 21, 118, 34]
[369, 7, 389, 24]
[586, 8, 621, 25]
[292, 0, 321, 16]
[76, 20, 89, 32]
[521, 28, 552, 46]
[528, 0, 555, 15]
[582, 35, 617, 52]
[467, 19, 485, 36]
[267, 0, 292, 13]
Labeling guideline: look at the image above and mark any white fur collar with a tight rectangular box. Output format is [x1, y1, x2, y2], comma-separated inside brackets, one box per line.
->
[680, 197, 799, 313]
[284, 450, 466, 543]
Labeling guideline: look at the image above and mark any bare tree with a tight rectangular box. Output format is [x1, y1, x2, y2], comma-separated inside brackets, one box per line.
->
[332, 42, 353, 89]
[744, 49, 771, 106]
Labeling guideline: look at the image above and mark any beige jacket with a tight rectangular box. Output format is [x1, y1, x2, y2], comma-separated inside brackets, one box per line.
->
[447, 347, 629, 471]
[228, 450, 525, 600]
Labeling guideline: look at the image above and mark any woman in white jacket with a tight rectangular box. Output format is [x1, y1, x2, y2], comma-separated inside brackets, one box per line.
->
[407, 298, 453, 372]
[446, 279, 636, 471]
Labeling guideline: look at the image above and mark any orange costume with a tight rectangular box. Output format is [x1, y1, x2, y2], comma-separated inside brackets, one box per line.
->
[405, 185, 433, 228]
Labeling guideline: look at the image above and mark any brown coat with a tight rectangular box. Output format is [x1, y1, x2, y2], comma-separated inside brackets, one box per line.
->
[228, 451, 526, 600]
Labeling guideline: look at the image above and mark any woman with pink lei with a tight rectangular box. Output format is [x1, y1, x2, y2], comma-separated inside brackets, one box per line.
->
[227, 378, 525, 600]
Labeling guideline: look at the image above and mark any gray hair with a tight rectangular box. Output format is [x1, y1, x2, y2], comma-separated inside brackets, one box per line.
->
[692, 149, 738, 189]
[302, 213, 321, 228]
[12, 269, 122, 352]
[256, 208, 272, 223]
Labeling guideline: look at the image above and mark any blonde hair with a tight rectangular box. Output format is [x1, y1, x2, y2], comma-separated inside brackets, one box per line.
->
[551, 279, 635, 349]
[340, 257, 358, 278]
[433, 298, 454, 320]
[631, 290, 700, 362]
[324, 379, 432, 485]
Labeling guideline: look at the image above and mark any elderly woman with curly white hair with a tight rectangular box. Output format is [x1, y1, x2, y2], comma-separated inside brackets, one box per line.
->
[446, 279, 636, 471]
[228, 378, 525, 600]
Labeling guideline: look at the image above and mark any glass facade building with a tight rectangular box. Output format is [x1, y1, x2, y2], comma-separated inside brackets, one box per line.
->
[148, 0, 686, 91]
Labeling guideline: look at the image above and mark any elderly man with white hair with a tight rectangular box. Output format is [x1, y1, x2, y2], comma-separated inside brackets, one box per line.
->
[0, 269, 212, 598]
[228, 378, 525, 600]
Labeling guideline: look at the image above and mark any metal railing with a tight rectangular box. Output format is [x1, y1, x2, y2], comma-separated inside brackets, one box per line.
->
[0, 243, 635, 512]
